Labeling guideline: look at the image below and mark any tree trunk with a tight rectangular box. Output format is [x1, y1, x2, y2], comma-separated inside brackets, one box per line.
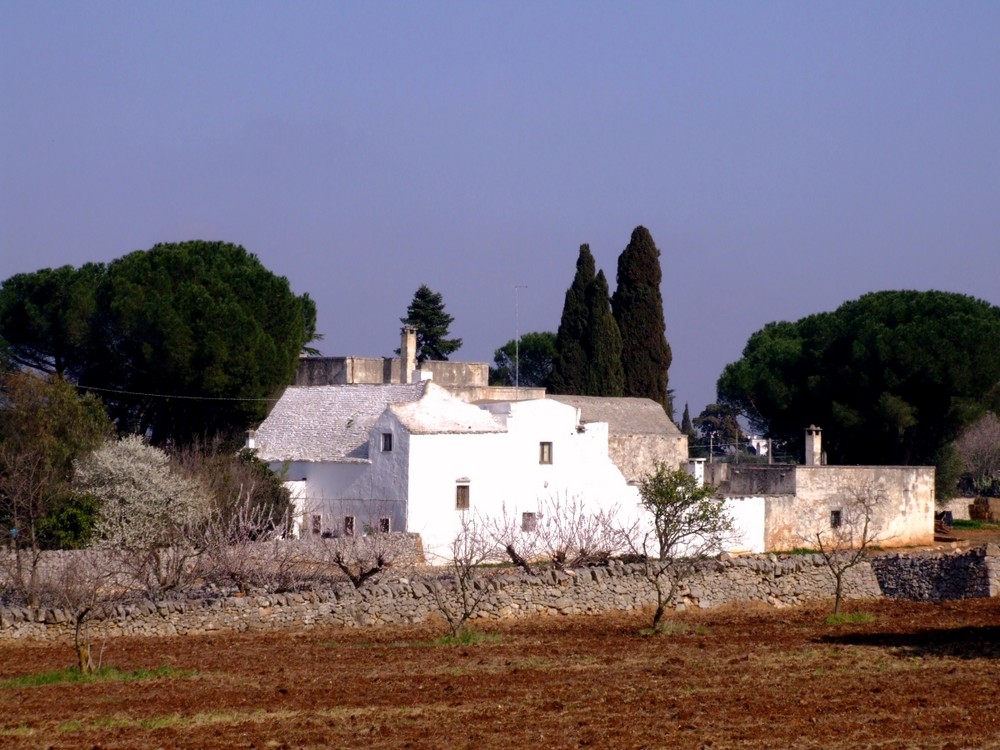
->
[75, 614, 95, 674]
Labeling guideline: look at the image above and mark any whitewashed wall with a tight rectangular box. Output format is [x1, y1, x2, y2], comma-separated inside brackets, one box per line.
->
[408, 399, 640, 562]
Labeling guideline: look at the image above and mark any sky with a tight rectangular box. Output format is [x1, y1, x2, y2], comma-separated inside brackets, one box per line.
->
[2, 1, 998, 419]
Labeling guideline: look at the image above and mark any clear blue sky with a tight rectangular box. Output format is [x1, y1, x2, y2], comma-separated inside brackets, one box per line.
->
[2, 1, 998, 419]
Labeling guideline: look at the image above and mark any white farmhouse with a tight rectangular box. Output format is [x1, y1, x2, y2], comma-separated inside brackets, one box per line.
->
[250, 380, 640, 562]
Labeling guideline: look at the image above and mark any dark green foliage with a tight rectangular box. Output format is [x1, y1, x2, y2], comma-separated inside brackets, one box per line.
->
[173, 441, 291, 537]
[612, 226, 673, 417]
[551, 246, 624, 396]
[0, 263, 104, 375]
[400, 285, 462, 362]
[550, 245, 595, 395]
[717, 291, 1000, 496]
[0, 241, 317, 445]
[695, 403, 745, 455]
[0, 372, 111, 554]
[489, 331, 556, 387]
[583, 271, 624, 397]
[35, 493, 100, 549]
[680, 403, 695, 437]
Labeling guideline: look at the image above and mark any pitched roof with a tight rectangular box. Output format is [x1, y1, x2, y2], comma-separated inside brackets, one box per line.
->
[253, 382, 428, 462]
[547, 395, 681, 436]
[390, 383, 505, 435]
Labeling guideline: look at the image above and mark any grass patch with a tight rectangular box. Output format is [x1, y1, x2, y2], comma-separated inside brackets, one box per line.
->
[425, 629, 502, 647]
[0, 665, 193, 689]
[640, 621, 709, 637]
[825, 612, 876, 626]
[951, 518, 1000, 530]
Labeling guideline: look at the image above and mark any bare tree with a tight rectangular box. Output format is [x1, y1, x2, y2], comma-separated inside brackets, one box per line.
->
[811, 480, 888, 615]
[0, 447, 56, 605]
[488, 495, 621, 574]
[312, 532, 408, 589]
[484, 502, 540, 574]
[535, 494, 620, 569]
[955, 412, 1000, 495]
[619, 464, 737, 630]
[46, 549, 127, 673]
[197, 487, 303, 593]
[433, 512, 502, 637]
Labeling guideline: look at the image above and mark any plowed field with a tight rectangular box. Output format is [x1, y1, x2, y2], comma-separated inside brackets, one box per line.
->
[2, 598, 999, 749]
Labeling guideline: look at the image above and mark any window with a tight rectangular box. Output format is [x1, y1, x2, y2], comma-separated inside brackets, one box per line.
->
[344, 516, 356, 536]
[456, 484, 470, 511]
[521, 512, 537, 533]
[378, 517, 390, 533]
[381, 432, 393, 452]
[830, 509, 842, 529]
[310, 514, 321, 536]
[539, 441, 553, 465]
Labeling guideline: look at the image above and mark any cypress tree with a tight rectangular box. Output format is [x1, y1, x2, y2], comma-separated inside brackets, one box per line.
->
[612, 225, 673, 417]
[681, 403, 695, 437]
[583, 270, 625, 396]
[550, 245, 595, 394]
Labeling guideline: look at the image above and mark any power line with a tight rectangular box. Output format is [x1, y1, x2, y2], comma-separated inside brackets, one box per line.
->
[73, 384, 283, 403]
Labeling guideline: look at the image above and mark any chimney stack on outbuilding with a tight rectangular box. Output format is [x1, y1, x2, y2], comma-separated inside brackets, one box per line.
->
[804, 425, 823, 466]
[400, 326, 418, 384]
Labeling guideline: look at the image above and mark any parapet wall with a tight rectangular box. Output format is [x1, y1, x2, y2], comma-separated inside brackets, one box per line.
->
[3, 547, 995, 644]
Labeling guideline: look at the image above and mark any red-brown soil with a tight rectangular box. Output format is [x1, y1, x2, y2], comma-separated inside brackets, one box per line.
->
[2, 598, 999, 749]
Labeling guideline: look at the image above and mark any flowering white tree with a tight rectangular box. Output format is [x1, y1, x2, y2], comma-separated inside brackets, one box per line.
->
[74, 435, 211, 597]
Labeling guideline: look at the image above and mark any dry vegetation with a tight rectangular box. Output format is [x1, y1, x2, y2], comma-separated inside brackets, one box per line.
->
[2, 597, 999, 749]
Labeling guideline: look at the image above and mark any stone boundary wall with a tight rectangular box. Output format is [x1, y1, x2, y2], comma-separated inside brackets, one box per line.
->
[1, 547, 996, 645]
[870, 544, 1000, 600]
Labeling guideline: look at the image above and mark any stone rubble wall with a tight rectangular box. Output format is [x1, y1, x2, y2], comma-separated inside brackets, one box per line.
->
[870, 543, 1000, 600]
[1, 547, 995, 645]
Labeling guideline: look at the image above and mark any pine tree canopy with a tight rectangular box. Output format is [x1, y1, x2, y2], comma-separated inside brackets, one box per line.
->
[0, 241, 317, 445]
[400, 284, 462, 362]
[612, 226, 673, 417]
[717, 290, 1000, 497]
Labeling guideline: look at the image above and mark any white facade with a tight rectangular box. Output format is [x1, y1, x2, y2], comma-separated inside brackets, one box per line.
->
[258, 383, 639, 562]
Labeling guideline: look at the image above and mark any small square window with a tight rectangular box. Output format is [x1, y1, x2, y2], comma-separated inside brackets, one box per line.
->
[456, 484, 470, 511]
[539, 441, 553, 465]
[830, 509, 842, 528]
[378, 517, 390, 533]
[522, 512, 537, 532]
[344, 516, 356, 536]
[381, 432, 393, 452]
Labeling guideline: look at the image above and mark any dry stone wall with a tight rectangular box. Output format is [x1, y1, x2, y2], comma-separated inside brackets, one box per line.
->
[1, 548, 996, 645]
[870, 544, 1000, 600]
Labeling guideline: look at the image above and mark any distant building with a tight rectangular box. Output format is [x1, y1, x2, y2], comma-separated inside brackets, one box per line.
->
[251, 381, 639, 562]
[695, 426, 935, 553]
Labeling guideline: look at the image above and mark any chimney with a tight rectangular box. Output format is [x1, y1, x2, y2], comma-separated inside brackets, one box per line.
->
[246, 429, 256, 450]
[804, 425, 822, 466]
[400, 326, 417, 384]
[687, 458, 706, 487]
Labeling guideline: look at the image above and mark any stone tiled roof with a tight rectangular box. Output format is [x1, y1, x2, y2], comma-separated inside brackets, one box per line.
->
[547, 395, 681, 436]
[253, 382, 429, 463]
[390, 383, 505, 435]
